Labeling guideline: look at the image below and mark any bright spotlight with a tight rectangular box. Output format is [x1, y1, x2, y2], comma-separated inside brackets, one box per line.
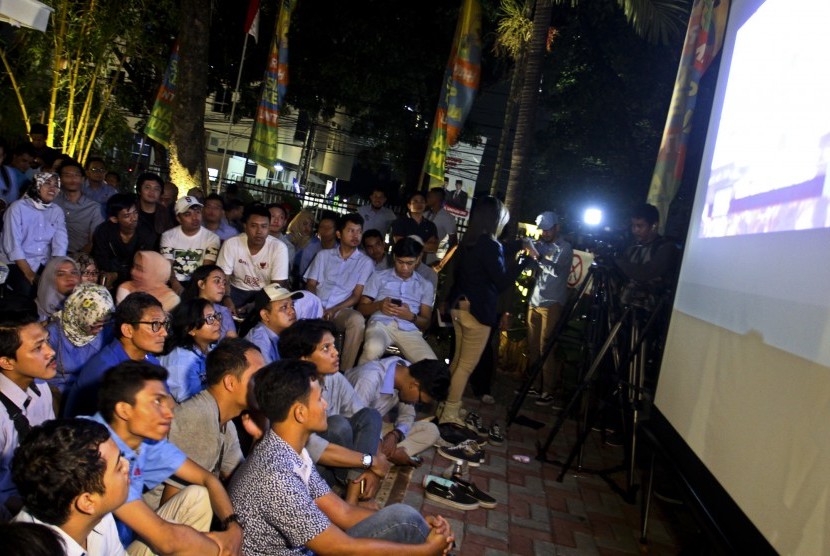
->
[583, 208, 602, 226]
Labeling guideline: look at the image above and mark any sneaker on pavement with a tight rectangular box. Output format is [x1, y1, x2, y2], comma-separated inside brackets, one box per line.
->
[424, 479, 480, 511]
[465, 412, 490, 439]
[488, 423, 504, 446]
[437, 422, 479, 445]
[451, 475, 497, 509]
[514, 386, 541, 397]
[437, 439, 485, 466]
[535, 392, 555, 406]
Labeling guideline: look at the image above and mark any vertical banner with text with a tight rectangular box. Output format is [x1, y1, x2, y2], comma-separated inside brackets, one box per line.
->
[145, 42, 179, 148]
[423, 0, 482, 188]
[249, 0, 297, 169]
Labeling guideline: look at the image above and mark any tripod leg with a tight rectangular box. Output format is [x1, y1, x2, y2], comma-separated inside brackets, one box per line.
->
[640, 451, 656, 544]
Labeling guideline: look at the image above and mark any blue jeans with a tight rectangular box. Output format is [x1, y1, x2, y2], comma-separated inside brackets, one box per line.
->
[316, 407, 382, 484]
[345, 503, 430, 544]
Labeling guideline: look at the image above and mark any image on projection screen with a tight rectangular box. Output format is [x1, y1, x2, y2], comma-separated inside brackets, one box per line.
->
[699, 0, 830, 239]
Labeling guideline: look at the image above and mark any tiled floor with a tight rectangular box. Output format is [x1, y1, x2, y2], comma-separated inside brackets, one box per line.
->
[398, 386, 697, 555]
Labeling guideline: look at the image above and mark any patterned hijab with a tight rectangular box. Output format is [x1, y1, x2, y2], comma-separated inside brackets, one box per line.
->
[287, 210, 316, 250]
[59, 282, 115, 347]
[26, 171, 60, 209]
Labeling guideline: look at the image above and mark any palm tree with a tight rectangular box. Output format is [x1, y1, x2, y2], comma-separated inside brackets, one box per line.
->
[499, 0, 689, 220]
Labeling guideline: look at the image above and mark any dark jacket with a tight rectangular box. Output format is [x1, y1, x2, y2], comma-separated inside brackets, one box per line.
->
[447, 234, 522, 327]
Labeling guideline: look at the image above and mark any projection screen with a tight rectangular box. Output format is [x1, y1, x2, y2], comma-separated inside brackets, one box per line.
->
[654, 0, 830, 553]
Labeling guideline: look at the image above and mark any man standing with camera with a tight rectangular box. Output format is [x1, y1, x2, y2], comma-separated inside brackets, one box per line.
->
[524, 211, 573, 407]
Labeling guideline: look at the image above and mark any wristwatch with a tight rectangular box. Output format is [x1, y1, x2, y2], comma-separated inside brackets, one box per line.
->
[361, 453, 373, 469]
[221, 513, 240, 530]
[410, 313, 418, 324]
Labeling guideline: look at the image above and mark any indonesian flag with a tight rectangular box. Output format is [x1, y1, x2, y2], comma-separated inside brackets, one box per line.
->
[245, 0, 260, 42]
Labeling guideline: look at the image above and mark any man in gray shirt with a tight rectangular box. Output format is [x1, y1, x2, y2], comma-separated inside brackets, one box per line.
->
[55, 158, 104, 256]
[524, 211, 573, 406]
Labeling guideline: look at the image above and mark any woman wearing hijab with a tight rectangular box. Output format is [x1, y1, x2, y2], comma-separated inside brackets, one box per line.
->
[115, 250, 180, 311]
[35, 256, 81, 321]
[46, 282, 115, 403]
[0, 171, 68, 298]
[285, 209, 318, 286]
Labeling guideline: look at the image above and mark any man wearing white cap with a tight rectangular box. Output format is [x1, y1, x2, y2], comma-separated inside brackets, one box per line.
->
[160, 196, 220, 295]
[241, 284, 304, 364]
[524, 211, 573, 406]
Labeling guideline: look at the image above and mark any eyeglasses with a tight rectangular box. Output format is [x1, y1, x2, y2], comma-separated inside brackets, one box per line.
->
[132, 320, 171, 333]
[201, 312, 223, 326]
[82, 270, 100, 278]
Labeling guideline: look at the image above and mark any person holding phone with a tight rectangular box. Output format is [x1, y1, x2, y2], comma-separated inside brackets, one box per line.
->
[357, 238, 436, 364]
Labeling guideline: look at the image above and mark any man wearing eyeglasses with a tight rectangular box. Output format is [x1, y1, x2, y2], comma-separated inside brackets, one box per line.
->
[357, 237, 436, 364]
[55, 158, 104, 256]
[64, 292, 167, 418]
[83, 156, 117, 205]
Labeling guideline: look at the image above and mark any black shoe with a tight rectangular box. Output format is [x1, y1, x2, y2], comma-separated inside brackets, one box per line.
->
[424, 480, 480, 511]
[464, 412, 490, 439]
[513, 386, 541, 397]
[437, 422, 479, 445]
[451, 475, 497, 509]
[437, 439, 485, 466]
[487, 423, 504, 446]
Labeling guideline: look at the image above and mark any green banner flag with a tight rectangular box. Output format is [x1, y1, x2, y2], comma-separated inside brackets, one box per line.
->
[423, 0, 482, 188]
[145, 43, 179, 148]
[250, 0, 296, 168]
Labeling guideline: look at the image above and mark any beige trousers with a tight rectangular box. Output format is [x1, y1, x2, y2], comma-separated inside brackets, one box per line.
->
[381, 421, 440, 456]
[526, 303, 564, 393]
[447, 308, 492, 403]
[127, 485, 213, 556]
[358, 320, 437, 364]
[332, 308, 366, 372]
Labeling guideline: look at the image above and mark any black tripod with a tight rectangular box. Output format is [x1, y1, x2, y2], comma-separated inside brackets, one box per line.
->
[507, 263, 621, 428]
[535, 293, 669, 503]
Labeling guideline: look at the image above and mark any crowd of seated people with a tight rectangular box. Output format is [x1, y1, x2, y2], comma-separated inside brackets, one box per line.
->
[0, 133, 492, 553]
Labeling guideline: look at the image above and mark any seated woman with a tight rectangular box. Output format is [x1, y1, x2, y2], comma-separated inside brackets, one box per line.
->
[35, 256, 80, 321]
[181, 264, 237, 339]
[159, 297, 222, 403]
[75, 252, 101, 285]
[115, 250, 180, 311]
[239, 284, 303, 365]
[46, 282, 115, 400]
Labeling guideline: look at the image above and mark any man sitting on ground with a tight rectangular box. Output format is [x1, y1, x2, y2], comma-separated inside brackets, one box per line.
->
[64, 292, 166, 418]
[279, 319, 385, 505]
[304, 213, 373, 371]
[145, 338, 266, 510]
[11, 419, 129, 555]
[201, 194, 238, 242]
[216, 204, 289, 312]
[55, 158, 104, 256]
[346, 357, 449, 465]
[160, 196, 220, 295]
[229, 359, 454, 555]
[357, 237, 436, 364]
[0, 312, 56, 520]
[92, 361, 242, 555]
[91, 193, 156, 287]
[242, 285, 303, 365]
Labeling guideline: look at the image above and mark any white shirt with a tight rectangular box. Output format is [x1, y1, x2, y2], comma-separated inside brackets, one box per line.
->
[216, 233, 289, 291]
[0, 374, 54, 513]
[425, 206, 458, 263]
[357, 204, 397, 235]
[160, 226, 221, 281]
[14, 509, 127, 556]
[304, 247, 374, 308]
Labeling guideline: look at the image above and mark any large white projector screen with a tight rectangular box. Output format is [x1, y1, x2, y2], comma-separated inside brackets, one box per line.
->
[655, 0, 830, 553]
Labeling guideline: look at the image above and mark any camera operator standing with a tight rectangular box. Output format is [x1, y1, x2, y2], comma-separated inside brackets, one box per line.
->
[523, 211, 573, 407]
[615, 204, 679, 313]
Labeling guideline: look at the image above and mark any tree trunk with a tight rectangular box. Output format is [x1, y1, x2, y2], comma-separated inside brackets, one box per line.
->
[503, 0, 552, 221]
[169, 0, 210, 193]
[489, 47, 526, 196]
